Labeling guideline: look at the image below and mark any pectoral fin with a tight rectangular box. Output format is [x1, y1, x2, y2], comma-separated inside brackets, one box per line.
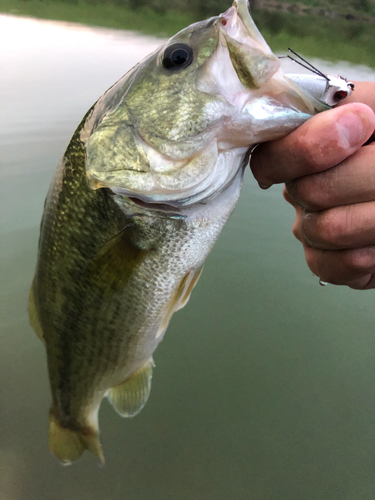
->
[83, 224, 150, 296]
[107, 359, 154, 418]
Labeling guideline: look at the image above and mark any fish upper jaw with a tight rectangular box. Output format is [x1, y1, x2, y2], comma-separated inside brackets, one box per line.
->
[221, 1, 274, 58]
[218, 3, 280, 89]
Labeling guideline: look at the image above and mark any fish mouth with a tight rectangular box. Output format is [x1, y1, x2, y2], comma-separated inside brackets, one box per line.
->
[218, 0, 330, 113]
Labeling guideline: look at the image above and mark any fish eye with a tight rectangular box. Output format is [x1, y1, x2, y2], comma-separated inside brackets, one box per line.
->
[162, 43, 193, 70]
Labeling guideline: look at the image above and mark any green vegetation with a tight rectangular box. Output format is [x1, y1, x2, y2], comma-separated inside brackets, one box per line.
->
[0, 0, 196, 35]
[1, 0, 375, 67]
[259, 0, 375, 18]
[253, 9, 375, 68]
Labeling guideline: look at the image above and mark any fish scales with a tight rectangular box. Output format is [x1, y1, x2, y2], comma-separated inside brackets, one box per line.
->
[29, 0, 352, 464]
[33, 110, 237, 444]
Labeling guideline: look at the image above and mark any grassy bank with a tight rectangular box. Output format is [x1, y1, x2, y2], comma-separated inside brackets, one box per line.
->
[0, 0, 196, 35]
[1, 0, 375, 67]
[253, 9, 375, 68]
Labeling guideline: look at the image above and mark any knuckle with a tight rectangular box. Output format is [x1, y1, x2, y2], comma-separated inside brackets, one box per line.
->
[319, 212, 347, 246]
[287, 177, 327, 211]
[295, 134, 327, 173]
[283, 185, 294, 205]
[288, 167, 340, 211]
[303, 246, 320, 276]
[303, 209, 346, 248]
[343, 248, 375, 273]
[349, 279, 372, 290]
[292, 218, 302, 241]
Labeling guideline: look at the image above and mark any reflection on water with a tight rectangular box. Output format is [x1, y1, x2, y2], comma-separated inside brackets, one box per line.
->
[1, 14, 375, 500]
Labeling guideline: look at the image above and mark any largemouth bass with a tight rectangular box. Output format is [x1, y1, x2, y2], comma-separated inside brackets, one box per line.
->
[29, 0, 352, 465]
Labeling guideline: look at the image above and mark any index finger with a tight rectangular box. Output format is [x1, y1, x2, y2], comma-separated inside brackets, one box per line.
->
[342, 81, 375, 143]
[250, 90, 375, 187]
[343, 81, 375, 110]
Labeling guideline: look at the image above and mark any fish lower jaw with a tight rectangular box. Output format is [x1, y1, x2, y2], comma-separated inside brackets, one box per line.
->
[110, 146, 249, 211]
[126, 196, 187, 215]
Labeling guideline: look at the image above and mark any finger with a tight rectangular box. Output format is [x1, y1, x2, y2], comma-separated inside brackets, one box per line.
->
[282, 185, 296, 206]
[303, 245, 375, 290]
[250, 103, 375, 187]
[340, 81, 375, 143]
[342, 81, 375, 112]
[300, 201, 375, 250]
[285, 143, 375, 211]
[282, 187, 305, 242]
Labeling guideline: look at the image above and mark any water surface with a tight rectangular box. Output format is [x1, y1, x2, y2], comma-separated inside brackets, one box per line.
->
[1, 14, 375, 500]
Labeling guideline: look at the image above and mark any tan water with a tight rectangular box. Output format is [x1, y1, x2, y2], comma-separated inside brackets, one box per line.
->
[1, 14, 375, 500]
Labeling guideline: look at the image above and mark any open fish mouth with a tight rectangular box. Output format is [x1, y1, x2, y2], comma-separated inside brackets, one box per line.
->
[218, 0, 281, 89]
[220, 0, 353, 107]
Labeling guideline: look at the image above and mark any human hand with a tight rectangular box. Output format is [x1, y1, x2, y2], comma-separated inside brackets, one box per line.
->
[250, 81, 375, 289]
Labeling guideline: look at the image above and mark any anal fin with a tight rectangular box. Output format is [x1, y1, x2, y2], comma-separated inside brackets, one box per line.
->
[107, 358, 154, 418]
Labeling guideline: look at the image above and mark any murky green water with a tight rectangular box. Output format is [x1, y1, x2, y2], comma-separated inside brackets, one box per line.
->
[1, 14, 375, 500]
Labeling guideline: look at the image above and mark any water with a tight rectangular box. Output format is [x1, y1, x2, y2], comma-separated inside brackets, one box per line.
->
[1, 14, 375, 500]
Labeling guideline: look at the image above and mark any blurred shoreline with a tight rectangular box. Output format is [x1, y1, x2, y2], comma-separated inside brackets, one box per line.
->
[254, 0, 375, 23]
[1, 0, 375, 67]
